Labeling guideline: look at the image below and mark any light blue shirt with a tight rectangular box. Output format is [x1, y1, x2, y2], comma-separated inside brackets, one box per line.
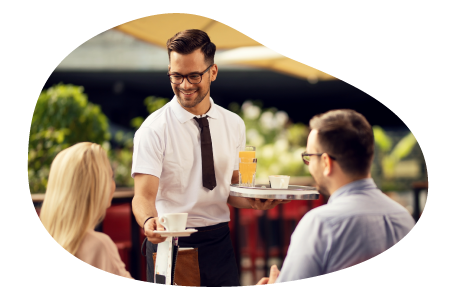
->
[277, 178, 415, 282]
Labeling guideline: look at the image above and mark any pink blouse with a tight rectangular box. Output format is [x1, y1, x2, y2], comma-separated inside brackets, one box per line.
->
[75, 230, 132, 279]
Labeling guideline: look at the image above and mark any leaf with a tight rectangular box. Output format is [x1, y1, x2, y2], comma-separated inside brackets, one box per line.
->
[373, 125, 392, 152]
[390, 132, 417, 160]
[130, 117, 145, 129]
[144, 96, 169, 114]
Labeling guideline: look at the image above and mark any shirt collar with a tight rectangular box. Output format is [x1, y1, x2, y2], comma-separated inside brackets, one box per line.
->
[170, 96, 220, 123]
[327, 178, 378, 204]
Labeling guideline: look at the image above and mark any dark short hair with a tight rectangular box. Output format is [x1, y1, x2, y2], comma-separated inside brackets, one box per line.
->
[166, 29, 216, 65]
[309, 109, 374, 177]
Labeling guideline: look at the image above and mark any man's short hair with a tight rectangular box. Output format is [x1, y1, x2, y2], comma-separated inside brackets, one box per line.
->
[166, 29, 216, 65]
[309, 109, 374, 177]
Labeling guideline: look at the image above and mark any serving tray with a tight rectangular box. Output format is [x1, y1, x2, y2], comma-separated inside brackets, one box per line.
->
[230, 184, 319, 200]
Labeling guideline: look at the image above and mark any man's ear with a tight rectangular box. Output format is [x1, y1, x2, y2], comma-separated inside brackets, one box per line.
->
[211, 64, 218, 82]
[322, 153, 333, 177]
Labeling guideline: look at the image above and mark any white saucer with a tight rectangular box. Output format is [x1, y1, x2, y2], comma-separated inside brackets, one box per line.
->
[153, 229, 198, 237]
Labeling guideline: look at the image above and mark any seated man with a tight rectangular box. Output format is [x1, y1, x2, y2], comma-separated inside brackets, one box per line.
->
[258, 109, 415, 284]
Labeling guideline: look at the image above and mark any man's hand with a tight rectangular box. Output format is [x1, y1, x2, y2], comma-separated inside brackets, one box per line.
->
[143, 217, 167, 244]
[257, 265, 280, 285]
[247, 198, 292, 210]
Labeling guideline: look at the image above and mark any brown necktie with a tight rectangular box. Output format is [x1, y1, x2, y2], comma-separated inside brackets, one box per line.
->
[194, 116, 217, 190]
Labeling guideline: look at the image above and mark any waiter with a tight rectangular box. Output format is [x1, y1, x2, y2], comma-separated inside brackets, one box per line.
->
[131, 29, 288, 286]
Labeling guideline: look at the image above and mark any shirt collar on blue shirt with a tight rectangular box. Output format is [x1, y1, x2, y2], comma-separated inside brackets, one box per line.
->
[170, 96, 220, 123]
[327, 178, 378, 204]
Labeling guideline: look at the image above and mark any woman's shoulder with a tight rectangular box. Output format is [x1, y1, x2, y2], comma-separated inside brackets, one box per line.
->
[75, 230, 134, 286]
[76, 231, 117, 260]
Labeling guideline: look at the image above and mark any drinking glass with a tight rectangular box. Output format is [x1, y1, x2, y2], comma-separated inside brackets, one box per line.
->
[239, 146, 256, 187]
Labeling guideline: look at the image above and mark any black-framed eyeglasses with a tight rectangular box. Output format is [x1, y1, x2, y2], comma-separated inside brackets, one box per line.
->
[301, 152, 337, 165]
[167, 64, 213, 84]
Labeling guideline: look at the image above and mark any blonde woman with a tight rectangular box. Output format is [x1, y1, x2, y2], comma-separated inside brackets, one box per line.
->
[40, 142, 132, 279]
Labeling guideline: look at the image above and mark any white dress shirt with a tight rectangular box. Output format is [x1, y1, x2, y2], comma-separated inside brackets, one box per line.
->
[131, 97, 246, 227]
[277, 178, 415, 282]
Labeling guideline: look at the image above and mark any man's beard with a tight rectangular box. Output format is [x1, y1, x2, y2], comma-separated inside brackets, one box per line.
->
[175, 80, 211, 109]
[316, 185, 331, 202]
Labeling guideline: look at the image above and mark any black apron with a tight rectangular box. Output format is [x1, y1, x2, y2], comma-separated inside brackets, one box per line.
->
[145, 222, 240, 287]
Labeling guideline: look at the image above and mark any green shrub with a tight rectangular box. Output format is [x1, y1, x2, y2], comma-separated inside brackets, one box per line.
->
[28, 83, 110, 193]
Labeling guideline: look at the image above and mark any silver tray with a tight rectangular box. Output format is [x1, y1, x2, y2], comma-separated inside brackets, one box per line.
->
[230, 184, 319, 200]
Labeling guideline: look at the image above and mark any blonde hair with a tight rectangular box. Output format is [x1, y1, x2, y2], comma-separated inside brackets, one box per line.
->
[40, 142, 112, 255]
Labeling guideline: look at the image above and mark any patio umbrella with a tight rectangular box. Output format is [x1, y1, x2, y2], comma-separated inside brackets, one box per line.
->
[216, 46, 456, 82]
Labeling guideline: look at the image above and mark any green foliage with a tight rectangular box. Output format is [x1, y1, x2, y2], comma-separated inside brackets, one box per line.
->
[371, 127, 423, 191]
[287, 123, 309, 148]
[28, 83, 110, 193]
[390, 132, 417, 160]
[130, 117, 145, 130]
[144, 96, 169, 114]
[373, 126, 392, 152]
[382, 135, 418, 179]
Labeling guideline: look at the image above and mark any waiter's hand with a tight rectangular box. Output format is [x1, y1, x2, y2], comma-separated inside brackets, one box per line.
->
[143, 217, 167, 244]
[257, 265, 280, 285]
[246, 198, 291, 210]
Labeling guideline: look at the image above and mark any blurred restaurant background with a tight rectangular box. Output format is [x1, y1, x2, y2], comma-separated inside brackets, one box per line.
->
[30, 14, 428, 285]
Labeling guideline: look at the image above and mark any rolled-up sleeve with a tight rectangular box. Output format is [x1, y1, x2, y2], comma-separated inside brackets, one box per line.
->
[131, 125, 165, 178]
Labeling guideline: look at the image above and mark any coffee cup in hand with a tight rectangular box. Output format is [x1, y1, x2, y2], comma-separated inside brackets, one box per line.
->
[269, 175, 290, 189]
[157, 213, 188, 232]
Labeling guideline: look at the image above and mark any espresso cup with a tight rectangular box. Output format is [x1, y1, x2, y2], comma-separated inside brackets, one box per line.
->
[269, 175, 290, 189]
[157, 213, 188, 232]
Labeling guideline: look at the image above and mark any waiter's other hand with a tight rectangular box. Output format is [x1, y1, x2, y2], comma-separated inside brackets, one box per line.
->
[257, 265, 280, 285]
[247, 198, 291, 210]
[144, 217, 167, 244]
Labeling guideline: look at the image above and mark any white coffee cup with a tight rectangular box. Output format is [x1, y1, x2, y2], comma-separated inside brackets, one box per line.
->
[157, 213, 188, 232]
[269, 175, 290, 189]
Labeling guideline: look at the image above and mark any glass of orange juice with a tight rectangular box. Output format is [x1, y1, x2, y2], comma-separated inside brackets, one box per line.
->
[239, 146, 257, 187]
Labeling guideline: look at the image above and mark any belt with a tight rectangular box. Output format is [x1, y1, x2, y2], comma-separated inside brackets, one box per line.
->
[190, 222, 229, 232]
